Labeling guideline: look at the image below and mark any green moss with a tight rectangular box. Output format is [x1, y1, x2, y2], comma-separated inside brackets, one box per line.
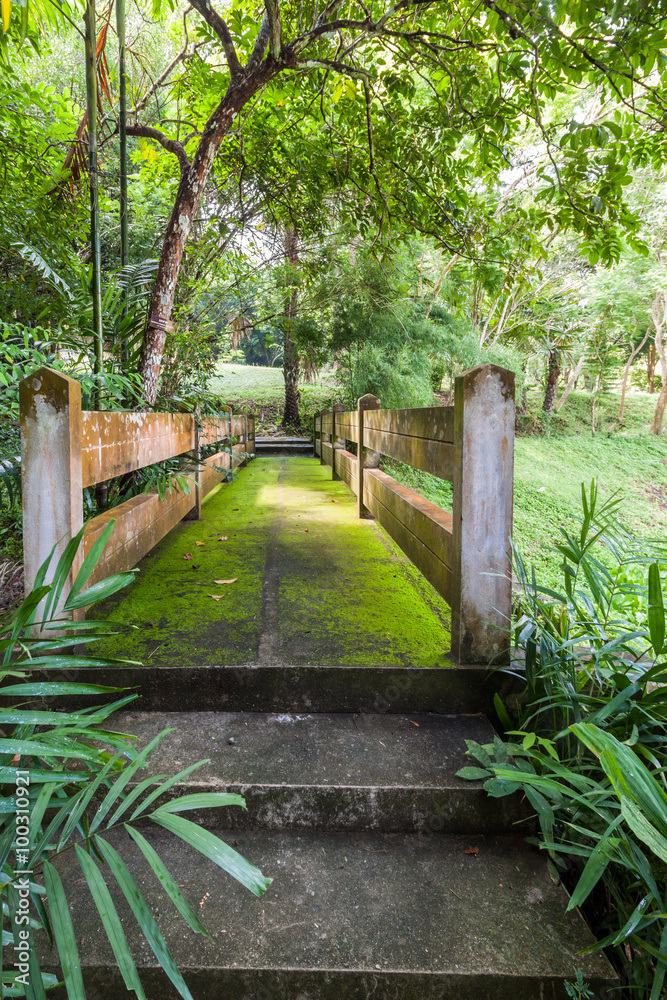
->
[96, 457, 452, 668]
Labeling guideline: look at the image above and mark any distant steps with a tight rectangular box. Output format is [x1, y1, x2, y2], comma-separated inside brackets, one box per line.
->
[255, 436, 312, 455]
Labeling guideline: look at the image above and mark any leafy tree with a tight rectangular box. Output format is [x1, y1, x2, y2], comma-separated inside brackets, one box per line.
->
[38, 0, 664, 404]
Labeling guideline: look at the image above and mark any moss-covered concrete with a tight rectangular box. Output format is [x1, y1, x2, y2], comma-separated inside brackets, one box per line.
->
[96, 457, 452, 668]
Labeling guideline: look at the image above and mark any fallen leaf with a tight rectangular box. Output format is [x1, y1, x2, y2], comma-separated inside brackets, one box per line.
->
[214, 578, 238, 585]
[217, 535, 229, 541]
[304, 528, 309, 532]
[208, 594, 225, 602]
[195, 541, 207, 547]
[183, 553, 193, 561]
[464, 846, 479, 856]
[331, 500, 338, 503]
[409, 720, 420, 727]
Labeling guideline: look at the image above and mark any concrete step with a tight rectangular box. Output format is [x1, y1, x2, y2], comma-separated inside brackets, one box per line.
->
[43, 827, 615, 999]
[109, 711, 528, 833]
[36, 663, 524, 719]
[255, 437, 312, 455]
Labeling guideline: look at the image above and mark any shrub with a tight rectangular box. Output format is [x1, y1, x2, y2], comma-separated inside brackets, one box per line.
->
[459, 481, 667, 999]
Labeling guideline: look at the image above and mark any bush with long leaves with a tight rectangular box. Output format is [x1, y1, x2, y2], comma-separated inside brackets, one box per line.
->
[1, 524, 271, 998]
[458, 481, 667, 999]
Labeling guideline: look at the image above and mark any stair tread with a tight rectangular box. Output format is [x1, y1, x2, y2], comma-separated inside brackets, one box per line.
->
[255, 437, 311, 443]
[108, 711, 526, 833]
[44, 828, 614, 995]
[114, 710, 494, 789]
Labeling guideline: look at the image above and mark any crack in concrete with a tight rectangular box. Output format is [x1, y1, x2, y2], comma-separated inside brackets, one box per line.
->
[258, 456, 286, 664]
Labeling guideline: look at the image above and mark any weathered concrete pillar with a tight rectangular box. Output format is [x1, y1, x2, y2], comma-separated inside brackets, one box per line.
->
[183, 410, 201, 521]
[357, 393, 380, 519]
[247, 413, 255, 457]
[20, 367, 84, 617]
[451, 364, 514, 664]
[331, 402, 345, 481]
[319, 409, 330, 466]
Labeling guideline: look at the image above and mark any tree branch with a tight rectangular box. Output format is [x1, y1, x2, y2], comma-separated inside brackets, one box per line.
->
[265, 0, 282, 60]
[187, 0, 244, 82]
[246, 14, 270, 72]
[125, 124, 190, 177]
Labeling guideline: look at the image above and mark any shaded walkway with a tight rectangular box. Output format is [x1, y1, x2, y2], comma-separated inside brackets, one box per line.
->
[99, 456, 452, 668]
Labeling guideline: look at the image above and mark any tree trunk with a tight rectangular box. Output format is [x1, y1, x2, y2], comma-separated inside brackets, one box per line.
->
[138, 67, 276, 406]
[556, 352, 586, 411]
[651, 306, 667, 435]
[281, 227, 300, 428]
[618, 331, 649, 422]
[541, 350, 560, 413]
[648, 342, 657, 393]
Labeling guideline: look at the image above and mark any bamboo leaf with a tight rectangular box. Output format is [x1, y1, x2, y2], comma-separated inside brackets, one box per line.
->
[42, 861, 85, 1000]
[89, 729, 173, 833]
[151, 812, 272, 897]
[74, 844, 147, 999]
[153, 792, 247, 814]
[94, 836, 195, 1000]
[125, 826, 210, 937]
[648, 562, 665, 655]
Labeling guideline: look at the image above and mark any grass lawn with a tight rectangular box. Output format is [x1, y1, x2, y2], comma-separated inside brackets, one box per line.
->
[211, 365, 667, 590]
[209, 363, 339, 423]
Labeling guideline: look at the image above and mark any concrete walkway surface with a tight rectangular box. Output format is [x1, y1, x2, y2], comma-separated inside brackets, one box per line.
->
[98, 456, 452, 668]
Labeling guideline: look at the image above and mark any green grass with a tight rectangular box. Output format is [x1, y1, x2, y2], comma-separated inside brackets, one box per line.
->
[209, 363, 340, 426]
[517, 386, 657, 437]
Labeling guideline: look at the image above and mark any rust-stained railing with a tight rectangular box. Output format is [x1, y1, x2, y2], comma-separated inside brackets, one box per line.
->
[314, 364, 515, 664]
[19, 367, 254, 613]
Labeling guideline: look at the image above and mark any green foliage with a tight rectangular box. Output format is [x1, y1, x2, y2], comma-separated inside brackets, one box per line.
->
[458, 482, 667, 997]
[430, 356, 447, 393]
[1, 527, 271, 997]
[337, 342, 434, 410]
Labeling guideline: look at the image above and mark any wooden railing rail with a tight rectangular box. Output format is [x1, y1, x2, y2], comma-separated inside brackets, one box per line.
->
[20, 367, 254, 614]
[314, 364, 515, 663]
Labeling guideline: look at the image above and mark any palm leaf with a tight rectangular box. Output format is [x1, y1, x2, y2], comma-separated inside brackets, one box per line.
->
[74, 844, 147, 999]
[42, 862, 85, 1000]
[151, 812, 273, 898]
[94, 836, 195, 1000]
[125, 826, 210, 937]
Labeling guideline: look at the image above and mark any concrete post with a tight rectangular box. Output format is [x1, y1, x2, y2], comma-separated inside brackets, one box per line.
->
[20, 367, 84, 618]
[319, 409, 330, 466]
[183, 407, 201, 521]
[247, 413, 255, 457]
[331, 402, 345, 480]
[357, 393, 380, 519]
[451, 364, 515, 664]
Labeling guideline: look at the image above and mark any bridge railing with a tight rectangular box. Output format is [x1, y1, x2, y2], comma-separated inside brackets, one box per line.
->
[19, 367, 254, 613]
[314, 364, 515, 664]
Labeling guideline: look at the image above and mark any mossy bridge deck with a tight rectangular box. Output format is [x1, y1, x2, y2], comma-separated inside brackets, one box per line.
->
[20, 366, 616, 998]
[98, 455, 453, 670]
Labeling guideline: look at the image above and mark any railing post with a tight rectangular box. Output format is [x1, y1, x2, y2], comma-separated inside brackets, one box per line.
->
[247, 413, 255, 457]
[451, 364, 515, 664]
[331, 402, 345, 480]
[357, 393, 380, 518]
[20, 367, 84, 619]
[319, 408, 330, 466]
[183, 409, 201, 521]
[312, 412, 317, 458]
